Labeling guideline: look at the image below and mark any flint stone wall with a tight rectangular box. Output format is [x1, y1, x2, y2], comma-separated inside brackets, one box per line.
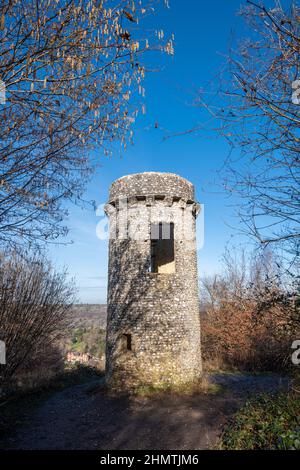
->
[105, 172, 202, 390]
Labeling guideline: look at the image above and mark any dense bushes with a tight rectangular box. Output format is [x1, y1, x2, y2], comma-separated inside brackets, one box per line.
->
[220, 392, 300, 450]
[0, 251, 75, 392]
[68, 326, 106, 358]
[201, 249, 300, 372]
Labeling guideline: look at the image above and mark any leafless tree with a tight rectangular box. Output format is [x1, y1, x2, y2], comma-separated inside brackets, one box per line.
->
[0, 251, 75, 387]
[0, 0, 172, 248]
[195, 0, 300, 260]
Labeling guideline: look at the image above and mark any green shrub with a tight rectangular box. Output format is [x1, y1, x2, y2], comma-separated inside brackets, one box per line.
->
[220, 392, 300, 450]
[69, 327, 106, 357]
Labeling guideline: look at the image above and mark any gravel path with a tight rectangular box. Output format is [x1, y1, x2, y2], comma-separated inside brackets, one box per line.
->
[0, 373, 289, 450]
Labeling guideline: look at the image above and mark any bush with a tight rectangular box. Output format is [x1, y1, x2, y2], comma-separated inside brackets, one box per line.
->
[0, 251, 75, 392]
[68, 326, 106, 358]
[201, 248, 300, 372]
[220, 392, 300, 450]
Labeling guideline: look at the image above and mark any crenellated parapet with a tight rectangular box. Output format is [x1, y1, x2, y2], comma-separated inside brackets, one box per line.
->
[104, 194, 201, 218]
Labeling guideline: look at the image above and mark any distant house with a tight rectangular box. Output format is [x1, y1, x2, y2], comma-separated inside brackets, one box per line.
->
[66, 351, 102, 367]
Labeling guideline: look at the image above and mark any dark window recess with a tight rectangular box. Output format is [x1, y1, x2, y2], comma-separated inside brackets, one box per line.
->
[150, 222, 175, 273]
[121, 333, 132, 352]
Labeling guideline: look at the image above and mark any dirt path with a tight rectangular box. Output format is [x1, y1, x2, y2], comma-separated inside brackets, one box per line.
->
[0, 374, 289, 450]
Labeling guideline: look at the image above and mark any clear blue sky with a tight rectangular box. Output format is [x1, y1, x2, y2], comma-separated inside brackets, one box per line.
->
[47, 0, 280, 303]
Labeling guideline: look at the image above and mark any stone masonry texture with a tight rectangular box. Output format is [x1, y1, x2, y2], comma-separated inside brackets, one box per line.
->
[105, 172, 202, 390]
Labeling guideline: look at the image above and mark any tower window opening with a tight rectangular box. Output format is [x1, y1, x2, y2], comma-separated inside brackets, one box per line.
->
[121, 333, 132, 352]
[150, 222, 175, 274]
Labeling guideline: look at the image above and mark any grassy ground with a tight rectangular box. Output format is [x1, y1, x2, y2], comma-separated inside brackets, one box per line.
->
[0, 370, 292, 450]
[1, 367, 295, 449]
[219, 391, 300, 450]
[132, 375, 224, 397]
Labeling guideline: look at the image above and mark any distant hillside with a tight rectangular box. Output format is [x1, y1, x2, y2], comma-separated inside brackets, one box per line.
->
[69, 304, 107, 329]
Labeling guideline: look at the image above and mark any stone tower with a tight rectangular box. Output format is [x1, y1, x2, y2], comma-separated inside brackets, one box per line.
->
[105, 172, 202, 390]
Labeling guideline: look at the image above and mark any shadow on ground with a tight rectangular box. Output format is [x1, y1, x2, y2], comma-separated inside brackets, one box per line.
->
[0, 373, 289, 450]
